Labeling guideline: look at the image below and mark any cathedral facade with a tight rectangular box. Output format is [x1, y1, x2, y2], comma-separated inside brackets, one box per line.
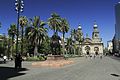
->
[75, 22, 104, 55]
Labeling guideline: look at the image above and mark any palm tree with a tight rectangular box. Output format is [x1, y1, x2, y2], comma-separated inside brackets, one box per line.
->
[19, 16, 28, 55]
[48, 13, 61, 34]
[75, 26, 83, 55]
[28, 16, 47, 56]
[7, 31, 11, 59]
[70, 29, 76, 55]
[60, 18, 69, 55]
[8, 24, 17, 57]
[66, 37, 72, 55]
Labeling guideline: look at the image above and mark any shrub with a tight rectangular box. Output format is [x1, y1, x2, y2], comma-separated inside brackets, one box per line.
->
[26, 56, 40, 61]
[26, 56, 46, 61]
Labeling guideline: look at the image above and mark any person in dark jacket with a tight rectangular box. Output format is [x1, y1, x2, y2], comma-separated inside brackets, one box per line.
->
[15, 53, 22, 68]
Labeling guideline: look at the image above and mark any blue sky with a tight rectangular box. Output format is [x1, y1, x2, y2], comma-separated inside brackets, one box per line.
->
[0, 0, 120, 47]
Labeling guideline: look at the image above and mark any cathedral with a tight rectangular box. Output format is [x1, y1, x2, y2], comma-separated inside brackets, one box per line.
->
[75, 22, 104, 55]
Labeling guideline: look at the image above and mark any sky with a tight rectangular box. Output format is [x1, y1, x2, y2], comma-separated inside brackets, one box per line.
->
[0, 0, 120, 47]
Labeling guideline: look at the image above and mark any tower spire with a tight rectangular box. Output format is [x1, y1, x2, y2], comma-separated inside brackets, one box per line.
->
[86, 33, 89, 38]
[78, 24, 82, 30]
[93, 20, 98, 28]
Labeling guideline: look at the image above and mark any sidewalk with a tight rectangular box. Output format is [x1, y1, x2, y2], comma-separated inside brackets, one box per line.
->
[109, 55, 120, 61]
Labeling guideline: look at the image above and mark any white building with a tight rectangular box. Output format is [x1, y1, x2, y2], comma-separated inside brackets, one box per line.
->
[75, 22, 104, 55]
[107, 40, 113, 53]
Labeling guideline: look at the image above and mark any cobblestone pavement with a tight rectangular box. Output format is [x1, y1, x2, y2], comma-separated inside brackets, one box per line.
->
[1, 56, 120, 80]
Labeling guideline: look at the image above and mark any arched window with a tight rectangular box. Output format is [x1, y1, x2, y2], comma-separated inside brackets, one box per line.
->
[85, 46, 90, 52]
[94, 47, 99, 52]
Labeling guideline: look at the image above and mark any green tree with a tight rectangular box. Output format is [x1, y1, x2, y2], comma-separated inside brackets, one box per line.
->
[38, 36, 51, 54]
[75, 26, 84, 55]
[48, 13, 61, 34]
[60, 18, 69, 55]
[19, 16, 28, 55]
[70, 29, 76, 55]
[3, 34, 7, 56]
[7, 33, 11, 59]
[28, 16, 47, 56]
[8, 24, 17, 57]
[25, 26, 34, 55]
[66, 37, 72, 55]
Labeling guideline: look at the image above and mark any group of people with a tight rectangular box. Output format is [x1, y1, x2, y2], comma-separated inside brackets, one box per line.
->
[85, 52, 103, 59]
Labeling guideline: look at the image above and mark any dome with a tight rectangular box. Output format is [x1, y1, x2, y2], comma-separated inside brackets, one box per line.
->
[93, 21, 98, 28]
[78, 24, 82, 29]
[94, 24, 98, 27]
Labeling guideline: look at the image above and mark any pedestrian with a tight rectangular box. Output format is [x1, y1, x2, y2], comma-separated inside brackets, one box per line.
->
[15, 53, 22, 68]
[3, 55, 7, 63]
[99, 53, 102, 59]
[93, 54, 96, 59]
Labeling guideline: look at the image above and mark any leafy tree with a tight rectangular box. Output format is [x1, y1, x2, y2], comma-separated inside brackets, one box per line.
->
[48, 13, 61, 34]
[24, 26, 34, 55]
[19, 16, 28, 55]
[38, 36, 51, 55]
[66, 37, 72, 54]
[74, 26, 84, 55]
[8, 24, 17, 57]
[60, 18, 69, 55]
[3, 34, 7, 55]
[28, 16, 47, 56]
[7, 34, 11, 59]
[0, 35, 4, 57]
[70, 29, 76, 55]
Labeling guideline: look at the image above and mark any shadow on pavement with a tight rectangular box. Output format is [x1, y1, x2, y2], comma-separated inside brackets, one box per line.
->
[0, 61, 4, 64]
[111, 73, 120, 77]
[0, 67, 28, 80]
[0, 61, 9, 64]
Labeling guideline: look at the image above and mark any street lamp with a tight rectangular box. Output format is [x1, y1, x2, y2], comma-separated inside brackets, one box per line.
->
[15, 0, 24, 54]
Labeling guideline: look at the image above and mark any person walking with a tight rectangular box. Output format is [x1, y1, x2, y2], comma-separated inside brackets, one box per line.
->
[99, 53, 102, 59]
[15, 54, 22, 68]
[3, 55, 7, 63]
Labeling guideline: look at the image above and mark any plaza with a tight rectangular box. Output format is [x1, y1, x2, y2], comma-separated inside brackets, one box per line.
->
[0, 1, 120, 80]
[0, 56, 120, 80]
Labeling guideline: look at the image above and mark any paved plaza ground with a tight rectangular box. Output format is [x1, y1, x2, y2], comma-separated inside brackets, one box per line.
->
[0, 56, 120, 80]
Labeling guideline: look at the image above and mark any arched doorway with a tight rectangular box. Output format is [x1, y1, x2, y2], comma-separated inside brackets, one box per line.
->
[94, 47, 99, 55]
[85, 46, 90, 55]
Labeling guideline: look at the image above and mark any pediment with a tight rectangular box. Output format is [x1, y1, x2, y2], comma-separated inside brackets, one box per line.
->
[83, 38, 92, 44]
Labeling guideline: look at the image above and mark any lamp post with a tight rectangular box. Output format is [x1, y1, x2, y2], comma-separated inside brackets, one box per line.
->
[15, 0, 24, 54]
[15, 0, 24, 68]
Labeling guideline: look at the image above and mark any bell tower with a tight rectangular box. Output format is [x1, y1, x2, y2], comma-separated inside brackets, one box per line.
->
[77, 24, 84, 39]
[92, 21, 101, 42]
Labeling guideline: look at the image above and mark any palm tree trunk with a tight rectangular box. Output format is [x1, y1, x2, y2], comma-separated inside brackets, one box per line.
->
[62, 32, 65, 55]
[12, 35, 14, 57]
[21, 27, 23, 55]
[74, 46, 76, 55]
[34, 37, 38, 56]
[34, 44, 38, 56]
[7, 38, 10, 59]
